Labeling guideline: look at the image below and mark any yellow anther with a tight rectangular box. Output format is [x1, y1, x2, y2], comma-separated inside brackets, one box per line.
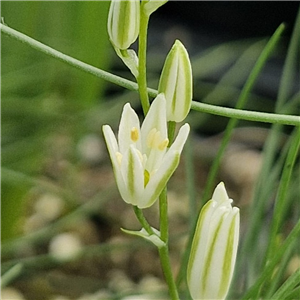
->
[116, 152, 123, 166]
[146, 128, 167, 150]
[130, 127, 139, 142]
[158, 138, 169, 150]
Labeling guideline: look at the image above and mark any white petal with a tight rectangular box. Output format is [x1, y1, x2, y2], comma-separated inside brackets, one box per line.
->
[212, 181, 232, 208]
[168, 123, 190, 154]
[102, 125, 120, 172]
[103, 125, 130, 203]
[163, 52, 179, 116]
[146, 123, 189, 174]
[108, 0, 140, 50]
[205, 208, 240, 299]
[145, 147, 166, 174]
[118, 103, 142, 154]
[103, 125, 119, 154]
[138, 123, 189, 208]
[141, 94, 167, 154]
[120, 145, 144, 205]
[140, 150, 180, 208]
[187, 183, 240, 300]
[158, 40, 192, 122]
[187, 200, 216, 299]
[172, 42, 192, 122]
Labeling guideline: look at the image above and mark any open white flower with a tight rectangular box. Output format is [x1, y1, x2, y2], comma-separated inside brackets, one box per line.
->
[103, 94, 190, 208]
[187, 182, 240, 300]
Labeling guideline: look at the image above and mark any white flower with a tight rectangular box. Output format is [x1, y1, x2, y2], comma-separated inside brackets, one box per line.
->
[107, 0, 140, 50]
[158, 40, 192, 122]
[187, 182, 240, 300]
[102, 93, 190, 208]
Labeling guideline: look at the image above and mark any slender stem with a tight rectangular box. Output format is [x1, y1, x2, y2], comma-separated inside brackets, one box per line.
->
[159, 187, 168, 243]
[1, 264, 23, 288]
[0, 23, 141, 94]
[133, 206, 154, 236]
[158, 245, 180, 300]
[1, 23, 299, 126]
[158, 189, 180, 300]
[191, 101, 300, 126]
[271, 268, 300, 300]
[133, 5, 179, 298]
[137, 2, 150, 115]
[156, 172, 179, 299]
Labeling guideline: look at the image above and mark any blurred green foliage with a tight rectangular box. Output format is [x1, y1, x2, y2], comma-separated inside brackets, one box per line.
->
[1, 1, 112, 240]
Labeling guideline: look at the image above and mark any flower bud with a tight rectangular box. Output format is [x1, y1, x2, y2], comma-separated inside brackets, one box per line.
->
[187, 182, 240, 300]
[107, 0, 140, 50]
[158, 40, 192, 122]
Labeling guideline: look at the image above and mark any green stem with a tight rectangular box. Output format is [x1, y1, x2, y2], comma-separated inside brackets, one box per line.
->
[158, 245, 180, 300]
[159, 190, 179, 299]
[137, 2, 150, 115]
[157, 188, 180, 299]
[133, 206, 154, 236]
[1, 24, 299, 126]
[159, 187, 168, 243]
[135, 5, 179, 299]
[191, 101, 300, 126]
[1, 264, 23, 288]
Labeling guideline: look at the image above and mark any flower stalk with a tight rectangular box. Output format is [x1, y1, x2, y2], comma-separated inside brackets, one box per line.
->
[137, 1, 151, 115]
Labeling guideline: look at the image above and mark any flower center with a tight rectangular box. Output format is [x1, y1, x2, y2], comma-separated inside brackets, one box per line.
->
[146, 128, 169, 151]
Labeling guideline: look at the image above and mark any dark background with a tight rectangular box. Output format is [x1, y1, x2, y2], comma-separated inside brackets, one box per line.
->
[154, 1, 299, 40]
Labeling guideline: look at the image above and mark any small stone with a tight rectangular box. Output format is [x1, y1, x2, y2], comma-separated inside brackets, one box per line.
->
[1, 287, 25, 300]
[34, 193, 64, 221]
[49, 232, 82, 261]
[77, 134, 104, 164]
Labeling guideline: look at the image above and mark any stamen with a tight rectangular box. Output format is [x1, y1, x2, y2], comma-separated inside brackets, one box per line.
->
[147, 128, 168, 150]
[130, 127, 139, 142]
[158, 138, 169, 150]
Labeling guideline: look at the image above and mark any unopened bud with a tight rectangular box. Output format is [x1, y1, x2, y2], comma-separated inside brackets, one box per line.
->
[107, 0, 140, 50]
[187, 182, 240, 300]
[158, 40, 192, 122]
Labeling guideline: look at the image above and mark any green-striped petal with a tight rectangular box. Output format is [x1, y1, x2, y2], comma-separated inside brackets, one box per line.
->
[108, 0, 140, 50]
[158, 40, 192, 122]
